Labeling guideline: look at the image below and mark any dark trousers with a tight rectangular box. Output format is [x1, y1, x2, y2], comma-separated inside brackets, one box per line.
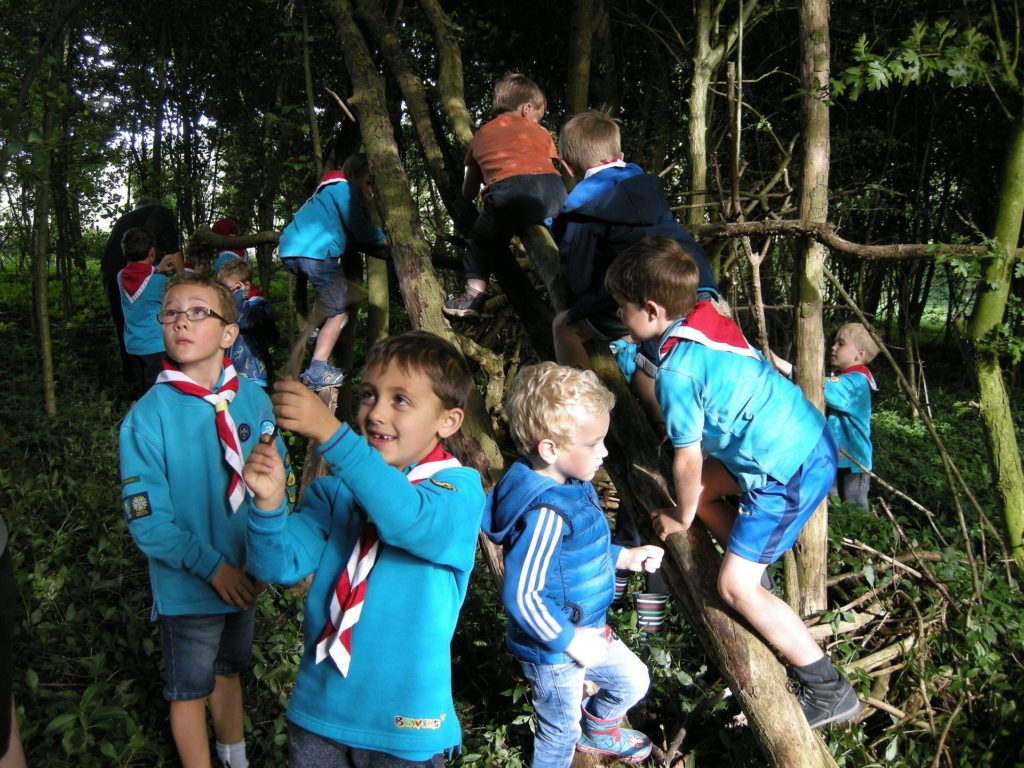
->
[837, 469, 871, 513]
[288, 722, 447, 768]
[463, 174, 566, 282]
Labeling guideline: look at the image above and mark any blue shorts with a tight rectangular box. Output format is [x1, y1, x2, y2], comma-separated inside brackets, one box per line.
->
[728, 429, 837, 565]
[281, 256, 351, 316]
[158, 608, 255, 702]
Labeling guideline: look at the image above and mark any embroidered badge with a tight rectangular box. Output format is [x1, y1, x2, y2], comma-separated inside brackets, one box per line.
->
[429, 479, 456, 491]
[238, 423, 251, 442]
[122, 492, 152, 523]
[829, 375, 840, 383]
[394, 713, 445, 730]
[121, 475, 141, 487]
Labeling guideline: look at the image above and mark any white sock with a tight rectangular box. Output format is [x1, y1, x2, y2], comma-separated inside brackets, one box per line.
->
[215, 740, 248, 768]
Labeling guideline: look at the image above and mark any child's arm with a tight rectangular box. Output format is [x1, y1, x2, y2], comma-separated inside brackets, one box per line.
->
[768, 351, 793, 378]
[823, 374, 862, 413]
[462, 161, 483, 201]
[334, 184, 386, 247]
[616, 545, 665, 573]
[651, 443, 703, 540]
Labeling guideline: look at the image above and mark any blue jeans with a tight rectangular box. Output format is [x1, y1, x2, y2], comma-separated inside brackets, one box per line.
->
[519, 636, 649, 768]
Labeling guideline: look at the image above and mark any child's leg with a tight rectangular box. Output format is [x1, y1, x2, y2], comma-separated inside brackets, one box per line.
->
[552, 311, 593, 369]
[209, 674, 243, 747]
[210, 609, 255, 767]
[170, 699, 213, 768]
[311, 312, 346, 363]
[695, 458, 741, 545]
[519, 660, 585, 768]
[582, 638, 650, 720]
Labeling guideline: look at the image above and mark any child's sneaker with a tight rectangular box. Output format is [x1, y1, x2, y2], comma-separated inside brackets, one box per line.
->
[576, 708, 652, 763]
[442, 289, 486, 318]
[789, 676, 861, 729]
[300, 363, 346, 391]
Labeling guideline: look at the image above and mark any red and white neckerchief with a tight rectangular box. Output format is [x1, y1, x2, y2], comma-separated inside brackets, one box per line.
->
[314, 443, 461, 676]
[310, 170, 347, 199]
[155, 358, 248, 513]
[833, 364, 878, 391]
[659, 300, 760, 360]
[119, 261, 156, 303]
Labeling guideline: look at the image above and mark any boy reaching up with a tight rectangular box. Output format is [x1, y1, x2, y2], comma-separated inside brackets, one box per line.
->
[605, 237, 861, 730]
[242, 331, 485, 767]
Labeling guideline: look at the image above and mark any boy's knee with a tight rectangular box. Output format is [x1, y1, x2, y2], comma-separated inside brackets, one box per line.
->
[717, 570, 758, 610]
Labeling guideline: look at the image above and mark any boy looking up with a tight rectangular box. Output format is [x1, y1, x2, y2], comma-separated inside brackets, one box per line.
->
[242, 331, 485, 767]
[217, 258, 278, 387]
[278, 154, 386, 390]
[118, 226, 183, 393]
[443, 73, 566, 319]
[773, 323, 879, 514]
[605, 237, 861, 730]
[120, 273, 291, 767]
[483, 362, 663, 767]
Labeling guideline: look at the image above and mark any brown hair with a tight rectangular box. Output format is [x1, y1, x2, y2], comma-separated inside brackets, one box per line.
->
[492, 73, 546, 113]
[506, 362, 615, 454]
[164, 272, 238, 324]
[559, 110, 622, 177]
[605, 237, 699, 319]
[122, 227, 156, 263]
[364, 331, 473, 410]
[836, 323, 880, 364]
[218, 258, 252, 284]
[341, 153, 371, 182]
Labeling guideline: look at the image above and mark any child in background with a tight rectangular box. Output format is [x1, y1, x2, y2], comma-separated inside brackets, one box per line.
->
[217, 258, 279, 387]
[606, 237, 861, 730]
[773, 323, 879, 513]
[119, 273, 291, 767]
[242, 331, 484, 767]
[443, 73, 566, 319]
[118, 226, 183, 393]
[483, 362, 663, 766]
[278, 154, 387, 390]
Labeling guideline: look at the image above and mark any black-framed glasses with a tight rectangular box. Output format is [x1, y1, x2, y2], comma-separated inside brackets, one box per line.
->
[156, 307, 231, 324]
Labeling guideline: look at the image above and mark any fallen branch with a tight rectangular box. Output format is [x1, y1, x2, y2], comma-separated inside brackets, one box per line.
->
[848, 636, 917, 673]
[841, 538, 923, 579]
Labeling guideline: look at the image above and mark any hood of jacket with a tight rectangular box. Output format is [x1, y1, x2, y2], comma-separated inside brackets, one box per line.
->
[560, 163, 671, 226]
[482, 459, 561, 542]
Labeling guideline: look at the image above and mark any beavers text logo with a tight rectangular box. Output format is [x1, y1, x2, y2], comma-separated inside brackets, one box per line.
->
[394, 713, 446, 730]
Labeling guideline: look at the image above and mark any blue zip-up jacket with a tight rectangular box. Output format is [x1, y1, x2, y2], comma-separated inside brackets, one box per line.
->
[482, 460, 621, 665]
[119, 375, 290, 615]
[227, 289, 277, 386]
[825, 368, 875, 472]
[246, 425, 484, 761]
[279, 179, 385, 261]
[552, 163, 717, 327]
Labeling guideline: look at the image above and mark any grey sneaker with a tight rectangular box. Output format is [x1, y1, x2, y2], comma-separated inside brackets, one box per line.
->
[300, 364, 346, 391]
[789, 676, 861, 729]
[442, 290, 486, 318]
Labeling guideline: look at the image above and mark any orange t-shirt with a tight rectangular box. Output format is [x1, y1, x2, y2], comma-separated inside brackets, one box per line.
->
[465, 113, 560, 188]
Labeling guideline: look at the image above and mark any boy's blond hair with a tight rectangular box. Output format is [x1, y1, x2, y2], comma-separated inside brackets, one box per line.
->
[559, 110, 622, 177]
[507, 362, 615, 455]
[605, 237, 699, 319]
[164, 272, 238, 324]
[364, 330, 472, 410]
[837, 322, 879, 364]
[493, 73, 546, 113]
[218, 258, 252, 284]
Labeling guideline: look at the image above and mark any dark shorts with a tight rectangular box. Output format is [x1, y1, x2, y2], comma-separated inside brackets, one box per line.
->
[729, 429, 838, 565]
[282, 256, 352, 316]
[288, 722, 447, 768]
[158, 609, 255, 701]
[0, 549, 16, 756]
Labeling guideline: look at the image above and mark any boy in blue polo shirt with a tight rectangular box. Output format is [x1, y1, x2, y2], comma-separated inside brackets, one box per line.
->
[605, 237, 860, 730]
[120, 272, 291, 767]
[241, 331, 484, 767]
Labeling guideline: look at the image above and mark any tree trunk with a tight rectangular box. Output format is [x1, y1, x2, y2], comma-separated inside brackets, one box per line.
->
[152, 20, 167, 189]
[302, 3, 324, 176]
[687, 1, 714, 228]
[792, 0, 830, 614]
[967, 113, 1024, 567]
[33, 59, 58, 418]
[418, 0, 474, 154]
[566, 0, 595, 115]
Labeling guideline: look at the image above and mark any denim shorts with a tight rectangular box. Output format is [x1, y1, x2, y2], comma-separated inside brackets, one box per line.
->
[158, 608, 255, 701]
[730, 429, 838, 564]
[281, 256, 351, 316]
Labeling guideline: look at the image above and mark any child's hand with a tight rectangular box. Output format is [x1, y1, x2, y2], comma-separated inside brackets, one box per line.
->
[618, 545, 665, 574]
[651, 506, 694, 541]
[272, 378, 343, 444]
[566, 627, 610, 668]
[210, 562, 256, 609]
[242, 442, 286, 510]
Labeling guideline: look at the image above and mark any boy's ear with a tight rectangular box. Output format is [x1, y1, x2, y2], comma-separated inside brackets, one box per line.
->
[219, 322, 240, 350]
[536, 438, 559, 467]
[436, 407, 465, 440]
[643, 299, 662, 321]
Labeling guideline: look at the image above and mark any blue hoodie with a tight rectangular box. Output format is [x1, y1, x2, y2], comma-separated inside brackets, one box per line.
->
[552, 163, 717, 328]
[482, 460, 621, 665]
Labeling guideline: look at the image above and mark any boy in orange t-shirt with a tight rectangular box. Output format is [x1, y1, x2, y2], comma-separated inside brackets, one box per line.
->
[443, 73, 566, 318]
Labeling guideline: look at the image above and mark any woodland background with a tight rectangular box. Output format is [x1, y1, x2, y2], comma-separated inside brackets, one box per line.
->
[1, 0, 1023, 766]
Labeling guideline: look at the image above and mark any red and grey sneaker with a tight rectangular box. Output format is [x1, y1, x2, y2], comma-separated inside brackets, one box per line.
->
[442, 289, 487, 318]
[576, 708, 652, 763]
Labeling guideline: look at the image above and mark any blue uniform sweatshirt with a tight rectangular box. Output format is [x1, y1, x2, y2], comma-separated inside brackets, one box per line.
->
[279, 179, 385, 261]
[118, 266, 169, 355]
[119, 376, 288, 615]
[246, 424, 484, 761]
[482, 460, 621, 665]
[825, 368, 875, 472]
